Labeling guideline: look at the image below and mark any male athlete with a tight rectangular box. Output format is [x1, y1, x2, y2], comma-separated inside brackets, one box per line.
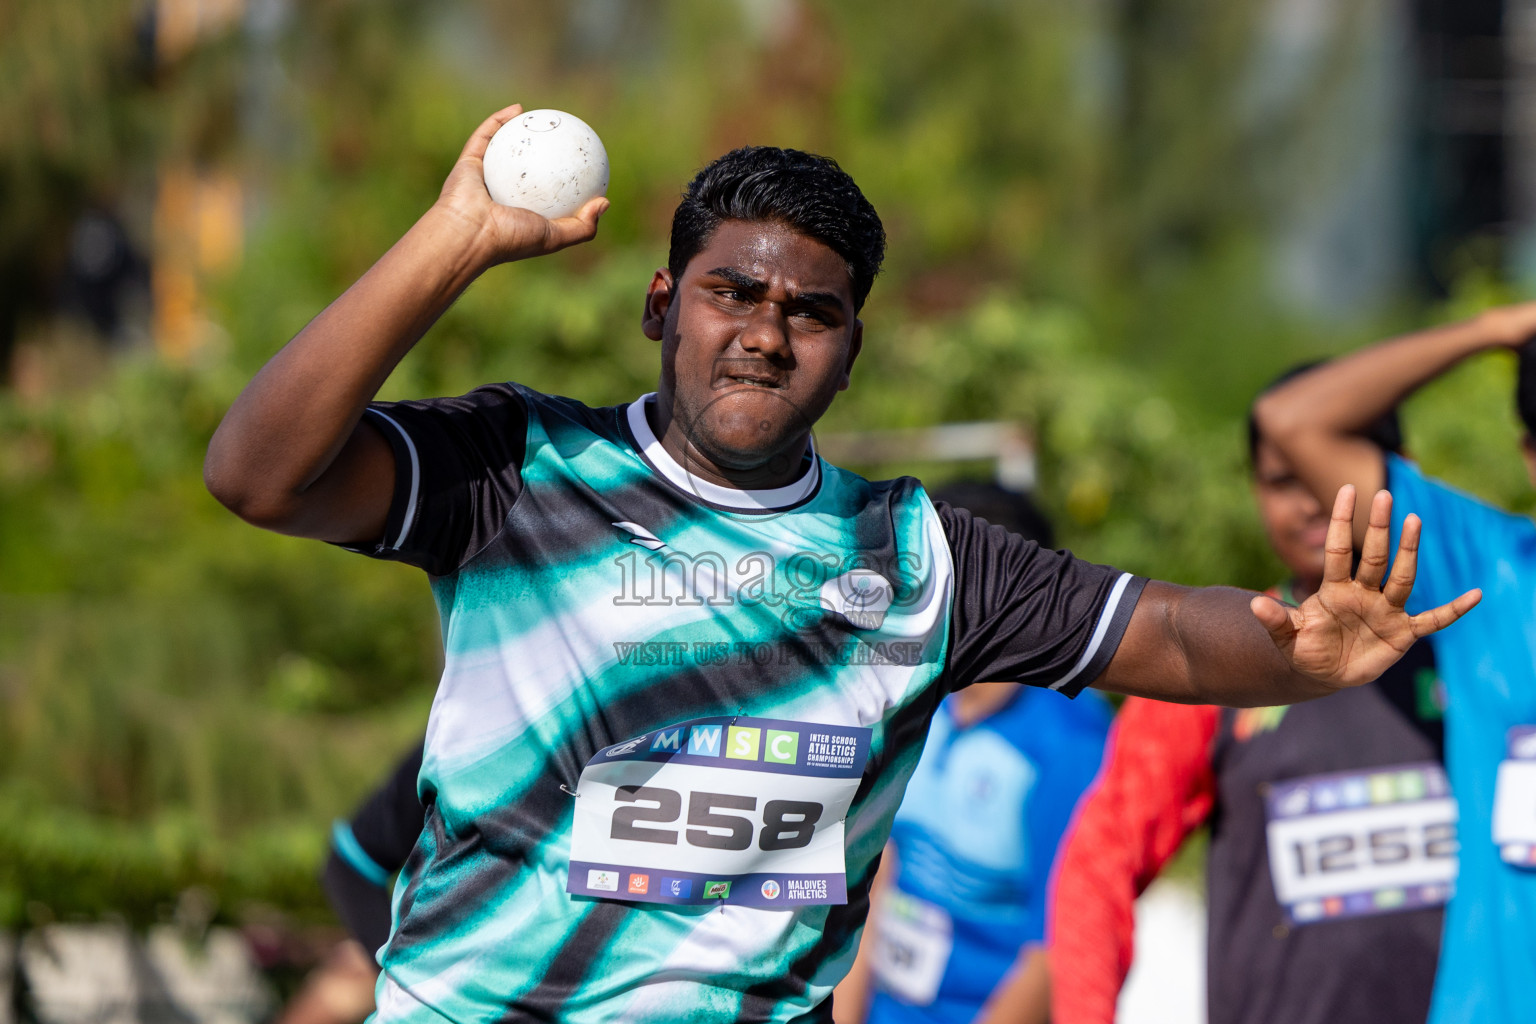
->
[1051, 377, 1447, 1024]
[206, 104, 1477, 1023]
[1256, 304, 1536, 1024]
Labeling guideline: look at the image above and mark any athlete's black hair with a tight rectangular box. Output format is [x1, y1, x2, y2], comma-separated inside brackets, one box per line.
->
[1248, 361, 1404, 467]
[1517, 338, 1536, 438]
[668, 147, 886, 312]
[931, 481, 1055, 549]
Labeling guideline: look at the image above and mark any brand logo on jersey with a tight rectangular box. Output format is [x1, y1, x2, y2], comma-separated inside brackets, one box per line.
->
[587, 869, 619, 892]
[688, 725, 722, 757]
[703, 880, 732, 899]
[612, 521, 666, 551]
[604, 737, 647, 758]
[650, 728, 683, 753]
[628, 873, 649, 894]
[819, 570, 894, 629]
[665, 878, 692, 898]
[761, 879, 781, 899]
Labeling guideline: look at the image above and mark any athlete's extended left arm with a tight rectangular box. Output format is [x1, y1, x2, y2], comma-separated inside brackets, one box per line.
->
[1092, 486, 1481, 707]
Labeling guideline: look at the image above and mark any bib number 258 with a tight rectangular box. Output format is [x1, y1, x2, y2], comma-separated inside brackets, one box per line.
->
[610, 785, 823, 852]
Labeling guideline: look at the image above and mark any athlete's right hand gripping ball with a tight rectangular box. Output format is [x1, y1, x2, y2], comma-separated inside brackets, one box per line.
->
[482, 109, 609, 220]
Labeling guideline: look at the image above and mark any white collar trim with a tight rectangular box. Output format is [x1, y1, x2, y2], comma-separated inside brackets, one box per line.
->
[625, 394, 820, 511]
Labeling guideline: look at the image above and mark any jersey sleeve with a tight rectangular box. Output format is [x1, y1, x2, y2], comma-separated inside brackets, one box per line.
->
[1047, 699, 1218, 1024]
[340, 383, 530, 576]
[348, 741, 427, 873]
[321, 742, 425, 956]
[934, 500, 1147, 696]
[1385, 453, 1524, 614]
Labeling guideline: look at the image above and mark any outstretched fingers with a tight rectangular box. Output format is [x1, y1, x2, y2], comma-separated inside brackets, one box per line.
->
[1354, 490, 1394, 590]
[459, 104, 525, 163]
[1381, 512, 1420, 607]
[1322, 485, 1358, 585]
[1409, 588, 1483, 638]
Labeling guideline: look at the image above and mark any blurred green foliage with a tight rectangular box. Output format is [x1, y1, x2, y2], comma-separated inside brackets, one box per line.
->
[1, 0, 1532, 926]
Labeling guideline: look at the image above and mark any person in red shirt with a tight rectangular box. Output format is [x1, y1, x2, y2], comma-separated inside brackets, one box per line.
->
[1049, 370, 1449, 1024]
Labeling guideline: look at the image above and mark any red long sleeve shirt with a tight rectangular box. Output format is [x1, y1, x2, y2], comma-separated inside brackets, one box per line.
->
[1047, 698, 1219, 1024]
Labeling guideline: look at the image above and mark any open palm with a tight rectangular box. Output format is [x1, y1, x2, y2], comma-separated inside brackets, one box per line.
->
[1250, 486, 1481, 690]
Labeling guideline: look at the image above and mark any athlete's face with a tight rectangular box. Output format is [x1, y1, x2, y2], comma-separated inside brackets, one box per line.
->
[1252, 436, 1327, 591]
[642, 219, 862, 485]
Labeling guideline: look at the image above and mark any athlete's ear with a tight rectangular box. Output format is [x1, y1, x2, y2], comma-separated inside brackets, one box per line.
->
[642, 268, 675, 342]
[837, 319, 864, 392]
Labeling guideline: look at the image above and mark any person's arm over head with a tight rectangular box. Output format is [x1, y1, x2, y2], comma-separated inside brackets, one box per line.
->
[1095, 487, 1480, 706]
[204, 104, 608, 546]
[1048, 699, 1218, 1024]
[1253, 302, 1536, 545]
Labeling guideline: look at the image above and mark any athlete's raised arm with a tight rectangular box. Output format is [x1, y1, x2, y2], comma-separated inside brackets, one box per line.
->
[204, 104, 608, 545]
[1094, 486, 1480, 706]
[1253, 301, 1536, 545]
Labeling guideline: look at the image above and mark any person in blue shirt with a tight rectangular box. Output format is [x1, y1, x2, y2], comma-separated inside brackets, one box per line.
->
[834, 482, 1112, 1024]
[1255, 301, 1536, 1024]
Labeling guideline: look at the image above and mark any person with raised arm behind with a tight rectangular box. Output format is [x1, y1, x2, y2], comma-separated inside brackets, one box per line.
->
[1255, 304, 1536, 1024]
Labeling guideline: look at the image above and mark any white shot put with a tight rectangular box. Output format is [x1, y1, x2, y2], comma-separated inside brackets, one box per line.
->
[481, 109, 609, 220]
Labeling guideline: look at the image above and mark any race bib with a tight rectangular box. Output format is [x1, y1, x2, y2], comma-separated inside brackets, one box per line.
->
[1264, 762, 1457, 925]
[567, 715, 871, 907]
[1493, 726, 1536, 868]
[870, 888, 952, 1006]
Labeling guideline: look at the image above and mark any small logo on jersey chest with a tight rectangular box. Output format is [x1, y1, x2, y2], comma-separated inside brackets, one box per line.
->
[820, 570, 894, 629]
[612, 521, 666, 551]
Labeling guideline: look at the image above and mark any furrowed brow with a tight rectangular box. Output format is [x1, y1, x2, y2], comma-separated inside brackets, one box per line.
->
[704, 267, 845, 312]
[789, 290, 844, 310]
[705, 267, 765, 293]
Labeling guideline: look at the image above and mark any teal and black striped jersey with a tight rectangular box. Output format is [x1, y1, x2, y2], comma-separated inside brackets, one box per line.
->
[350, 384, 1144, 1024]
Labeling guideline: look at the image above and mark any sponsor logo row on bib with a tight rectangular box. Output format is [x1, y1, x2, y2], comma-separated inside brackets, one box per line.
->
[585, 868, 829, 902]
